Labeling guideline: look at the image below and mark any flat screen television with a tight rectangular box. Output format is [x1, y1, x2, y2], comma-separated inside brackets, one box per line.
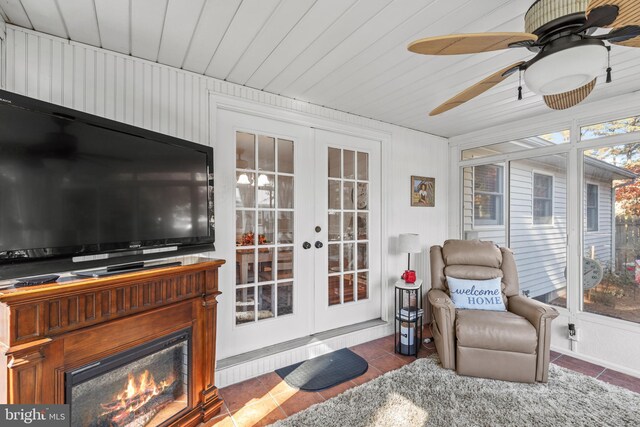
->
[0, 90, 215, 280]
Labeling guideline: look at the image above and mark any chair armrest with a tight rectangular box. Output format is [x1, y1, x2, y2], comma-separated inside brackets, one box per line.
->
[428, 289, 456, 369]
[508, 295, 559, 330]
[508, 295, 559, 383]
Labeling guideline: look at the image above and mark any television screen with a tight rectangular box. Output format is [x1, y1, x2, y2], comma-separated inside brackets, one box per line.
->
[0, 91, 214, 278]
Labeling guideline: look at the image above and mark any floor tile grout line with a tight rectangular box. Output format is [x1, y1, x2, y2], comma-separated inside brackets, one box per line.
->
[595, 367, 608, 379]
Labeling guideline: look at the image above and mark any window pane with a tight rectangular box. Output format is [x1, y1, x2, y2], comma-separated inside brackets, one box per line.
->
[343, 182, 355, 210]
[277, 211, 293, 244]
[328, 180, 341, 209]
[463, 165, 506, 244]
[328, 212, 341, 241]
[257, 211, 274, 245]
[510, 154, 567, 308]
[583, 144, 639, 324]
[236, 211, 255, 246]
[462, 130, 570, 160]
[343, 273, 354, 303]
[357, 272, 368, 300]
[581, 116, 640, 141]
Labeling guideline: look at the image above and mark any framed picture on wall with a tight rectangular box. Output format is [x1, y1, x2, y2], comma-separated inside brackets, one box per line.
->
[411, 176, 435, 207]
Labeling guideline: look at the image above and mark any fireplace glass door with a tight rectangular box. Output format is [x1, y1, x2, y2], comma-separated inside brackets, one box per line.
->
[66, 330, 190, 427]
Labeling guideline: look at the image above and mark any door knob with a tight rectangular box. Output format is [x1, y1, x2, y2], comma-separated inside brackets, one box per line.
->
[303, 242, 312, 250]
[315, 241, 324, 249]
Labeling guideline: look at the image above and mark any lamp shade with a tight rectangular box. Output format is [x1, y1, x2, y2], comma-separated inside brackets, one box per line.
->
[399, 233, 421, 253]
[524, 43, 608, 95]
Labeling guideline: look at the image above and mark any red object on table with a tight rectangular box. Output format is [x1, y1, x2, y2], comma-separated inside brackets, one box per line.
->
[401, 270, 416, 283]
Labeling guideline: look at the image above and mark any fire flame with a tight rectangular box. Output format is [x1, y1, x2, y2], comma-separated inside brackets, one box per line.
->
[101, 370, 175, 422]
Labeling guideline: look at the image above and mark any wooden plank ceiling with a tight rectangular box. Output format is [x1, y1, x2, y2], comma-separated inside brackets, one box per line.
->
[1, 0, 639, 137]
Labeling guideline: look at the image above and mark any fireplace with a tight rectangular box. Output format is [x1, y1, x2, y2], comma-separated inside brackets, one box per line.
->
[65, 329, 191, 427]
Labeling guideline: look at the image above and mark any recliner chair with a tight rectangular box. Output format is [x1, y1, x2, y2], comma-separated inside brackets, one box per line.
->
[429, 239, 559, 383]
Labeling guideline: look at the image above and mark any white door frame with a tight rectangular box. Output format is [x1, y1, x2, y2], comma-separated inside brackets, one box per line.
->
[210, 93, 391, 359]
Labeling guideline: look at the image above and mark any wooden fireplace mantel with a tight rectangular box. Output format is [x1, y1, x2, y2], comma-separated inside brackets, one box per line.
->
[0, 259, 225, 427]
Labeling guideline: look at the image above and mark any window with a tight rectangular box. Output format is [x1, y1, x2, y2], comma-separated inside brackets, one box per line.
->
[533, 173, 553, 225]
[586, 184, 598, 232]
[474, 165, 504, 226]
[581, 115, 640, 141]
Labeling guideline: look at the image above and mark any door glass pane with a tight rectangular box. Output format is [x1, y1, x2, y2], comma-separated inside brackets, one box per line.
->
[278, 282, 293, 316]
[278, 139, 294, 174]
[328, 244, 340, 273]
[358, 272, 368, 300]
[343, 273, 354, 303]
[343, 212, 355, 241]
[236, 131, 296, 325]
[328, 212, 341, 241]
[357, 152, 368, 180]
[583, 143, 640, 324]
[236, 172, 255, 208]
[258, 285, 274, 320]
[328, 180, 341, 209]
[328, 148, 341, 178]
[277, 247, 293, 279]
[236, 132, 255, 169]
[257, 174, 275, 208]
[328, 276, 341, 306]
[344, 150, 355, 179]
[327, 147, 370, 305]
[357, 213, 368, 240]
[277, 212, 293, 244]
[278, 175, 294, 209]
[236, 287, 255, 324]
[258, 135, 275, 171]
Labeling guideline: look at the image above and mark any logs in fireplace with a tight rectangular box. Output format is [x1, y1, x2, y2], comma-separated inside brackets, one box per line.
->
[0, 259, 225, 427]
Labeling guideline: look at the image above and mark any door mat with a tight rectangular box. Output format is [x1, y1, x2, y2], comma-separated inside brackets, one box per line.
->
[275, 348, 368, 391]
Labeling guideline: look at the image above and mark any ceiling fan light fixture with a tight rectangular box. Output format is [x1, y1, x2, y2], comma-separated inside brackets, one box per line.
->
[524, 43, 608, 95]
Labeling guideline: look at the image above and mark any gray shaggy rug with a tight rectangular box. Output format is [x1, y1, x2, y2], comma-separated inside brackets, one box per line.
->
[271, 356, 640, 427]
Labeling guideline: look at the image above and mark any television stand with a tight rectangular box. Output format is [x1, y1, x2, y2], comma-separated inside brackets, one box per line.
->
[73, 261, 182, 278]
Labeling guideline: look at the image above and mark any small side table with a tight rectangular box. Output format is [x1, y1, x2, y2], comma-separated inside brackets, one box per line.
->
[394, 279, 423, 357]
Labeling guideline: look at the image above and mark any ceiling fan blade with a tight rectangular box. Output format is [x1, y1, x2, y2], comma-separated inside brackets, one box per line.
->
[587, 0, 640, 28]
[408, 33, 537, 55]
[429, 62, 525, 116]
[579, 4, 620, 31]
[613, 35, 640, 47]
[593, 25, 640, 42]
[543, 79, 597, 110]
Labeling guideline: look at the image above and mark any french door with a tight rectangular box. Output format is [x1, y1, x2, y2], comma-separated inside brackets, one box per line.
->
[216, 109, 381, 356]
[313, 129, 381, 333]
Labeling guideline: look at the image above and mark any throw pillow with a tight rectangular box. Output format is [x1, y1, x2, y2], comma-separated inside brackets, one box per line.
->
[446, 276, 506, 311]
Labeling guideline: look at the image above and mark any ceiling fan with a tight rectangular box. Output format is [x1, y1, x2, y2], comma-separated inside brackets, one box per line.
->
[407, 0, 640, 115]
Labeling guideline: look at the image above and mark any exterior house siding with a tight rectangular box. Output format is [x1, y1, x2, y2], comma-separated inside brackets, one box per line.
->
[464, 159, 613, 300]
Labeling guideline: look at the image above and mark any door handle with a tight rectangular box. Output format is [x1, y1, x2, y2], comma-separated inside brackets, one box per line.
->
[303, 242, 312, 250]
[315, 241, 324, 249]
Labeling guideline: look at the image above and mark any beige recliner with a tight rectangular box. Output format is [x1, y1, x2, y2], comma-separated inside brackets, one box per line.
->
[429, 239, 559, 383]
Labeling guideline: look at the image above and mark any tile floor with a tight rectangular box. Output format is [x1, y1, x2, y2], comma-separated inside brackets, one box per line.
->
[204, 331, 640, 427]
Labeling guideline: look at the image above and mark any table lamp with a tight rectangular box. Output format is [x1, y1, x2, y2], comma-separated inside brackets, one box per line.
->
[399, 233, 421, 271]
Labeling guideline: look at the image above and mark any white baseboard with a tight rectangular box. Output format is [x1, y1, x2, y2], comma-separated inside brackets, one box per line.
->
[551, 346, 640, 379]
[215, 322, 393, 388]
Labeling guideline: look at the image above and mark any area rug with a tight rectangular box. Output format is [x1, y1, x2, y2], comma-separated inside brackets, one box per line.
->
[276, 348, 368, 391]
[271, 356, 640, 426]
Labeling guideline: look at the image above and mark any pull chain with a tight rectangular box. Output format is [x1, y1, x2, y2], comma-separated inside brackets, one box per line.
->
[517, 69, 523, 100]
[606, 46, 612, 84]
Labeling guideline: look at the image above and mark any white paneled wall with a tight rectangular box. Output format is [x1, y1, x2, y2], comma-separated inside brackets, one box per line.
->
[3, 25, 450, 383]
